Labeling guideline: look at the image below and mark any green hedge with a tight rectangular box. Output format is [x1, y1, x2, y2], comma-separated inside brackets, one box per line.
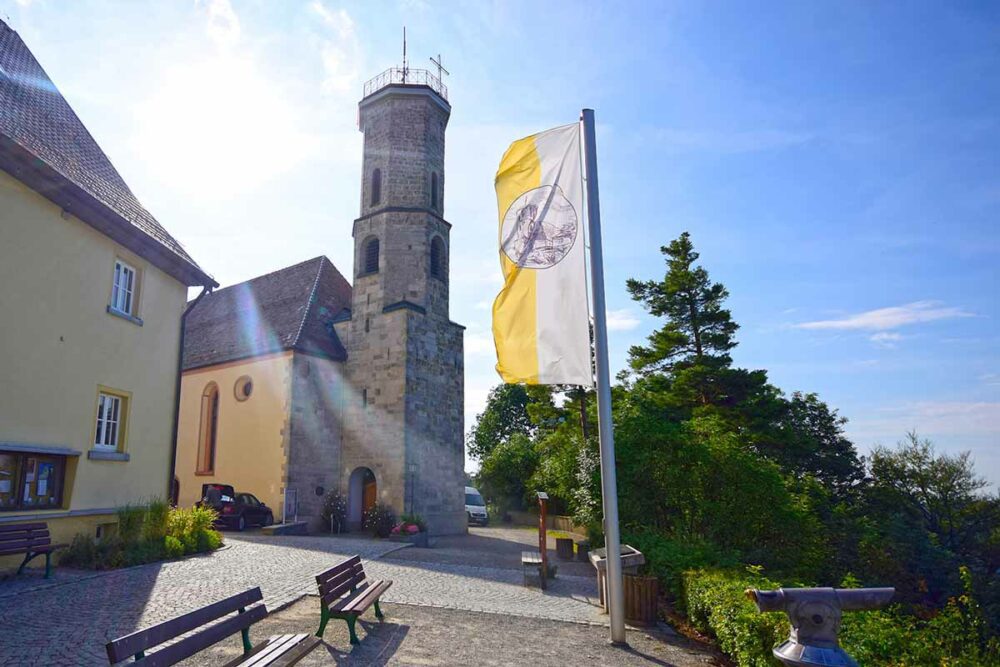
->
[681, 567, 1000, 667]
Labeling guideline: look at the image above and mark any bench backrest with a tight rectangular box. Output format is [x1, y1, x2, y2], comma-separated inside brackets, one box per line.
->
[0, 522, 52, 556]
[315, 555, 366, 608]
[105, 587, 266, 666]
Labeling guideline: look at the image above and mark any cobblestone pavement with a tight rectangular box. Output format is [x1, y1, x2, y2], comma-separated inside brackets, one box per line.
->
[186, 597, 720, 667]
[0, 528, 612, 665]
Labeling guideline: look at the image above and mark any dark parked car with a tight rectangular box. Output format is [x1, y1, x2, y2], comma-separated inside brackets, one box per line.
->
[198, 483, 274, 531]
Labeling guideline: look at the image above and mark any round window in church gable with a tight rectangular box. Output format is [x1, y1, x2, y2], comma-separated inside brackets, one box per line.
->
[234, 376, 253, 401]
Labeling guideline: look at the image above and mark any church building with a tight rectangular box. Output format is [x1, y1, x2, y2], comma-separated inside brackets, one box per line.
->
[174, 66, 466, 535]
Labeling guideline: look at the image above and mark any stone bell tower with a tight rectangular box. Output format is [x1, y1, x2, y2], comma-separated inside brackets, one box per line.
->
[341, 63, 466, 535]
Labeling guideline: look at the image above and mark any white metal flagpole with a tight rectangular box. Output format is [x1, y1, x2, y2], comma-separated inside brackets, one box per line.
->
[581, 108, 627, 646]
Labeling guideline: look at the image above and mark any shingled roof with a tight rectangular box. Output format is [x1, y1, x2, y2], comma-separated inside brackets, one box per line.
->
[183, 257, 352, 371]
[0, 19, 213, 287]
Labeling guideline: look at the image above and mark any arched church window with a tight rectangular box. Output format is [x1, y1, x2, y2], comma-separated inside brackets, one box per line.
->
[197, 383, 219, 474]
[430, 236, 446, 281]
[431, 172, 438, 210]
[371, 168, 381, 206]
[363, 236, 379, 275]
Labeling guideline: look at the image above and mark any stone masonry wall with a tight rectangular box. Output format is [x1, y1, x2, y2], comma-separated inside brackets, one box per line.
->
[405, 313, 466, 535]
[286, 353, 345, 531]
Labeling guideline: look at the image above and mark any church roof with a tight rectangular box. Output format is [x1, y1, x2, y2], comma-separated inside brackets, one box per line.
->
[183, 256, 352, 371]
[0, 19, 213, 287]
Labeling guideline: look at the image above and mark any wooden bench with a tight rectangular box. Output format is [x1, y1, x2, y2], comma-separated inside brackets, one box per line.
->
[105, 587, 319, 666]
[315, 555, 392, 645]
[0, 522, 67, 578]
[521, 550, 546, 589]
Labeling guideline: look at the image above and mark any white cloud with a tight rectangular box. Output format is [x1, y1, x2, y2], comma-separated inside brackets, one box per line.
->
[869, 331, 903, 348]
[795, 301, 973, 332]
[310, 2, 361, 94]
[605, 308, 641, 331]
[464, 331, 495, 356]
[199, 0, 241, 49]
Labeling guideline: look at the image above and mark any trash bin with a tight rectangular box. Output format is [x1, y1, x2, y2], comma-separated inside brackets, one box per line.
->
[588, 545, 645, 611]
[575, 540, 590, 562]
[556, 538, 575, 561]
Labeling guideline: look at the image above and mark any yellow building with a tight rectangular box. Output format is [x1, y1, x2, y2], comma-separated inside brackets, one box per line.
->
[175, 257, 352, 529]
[0, 20, 215, 566]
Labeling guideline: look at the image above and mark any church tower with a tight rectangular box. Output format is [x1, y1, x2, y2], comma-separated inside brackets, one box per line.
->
[342, 65, 466, 535]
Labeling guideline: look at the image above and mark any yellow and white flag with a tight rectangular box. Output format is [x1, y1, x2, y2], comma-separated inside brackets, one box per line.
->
[492, 123, 592, 386]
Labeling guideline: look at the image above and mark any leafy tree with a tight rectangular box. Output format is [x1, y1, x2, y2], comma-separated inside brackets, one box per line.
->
[626, 232, 739, 402]
[475, 433, 539, 514]
[869, 432, 997, 556]
[751, 390, 866, 497]
[467, 384, 538, 461]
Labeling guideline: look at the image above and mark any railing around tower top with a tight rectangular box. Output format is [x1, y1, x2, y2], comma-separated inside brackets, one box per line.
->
[363, 67, 448, 101]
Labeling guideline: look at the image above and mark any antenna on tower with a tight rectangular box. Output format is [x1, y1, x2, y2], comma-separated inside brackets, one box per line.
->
[430, 53, 449, 84]
[402, 26, 408, 83]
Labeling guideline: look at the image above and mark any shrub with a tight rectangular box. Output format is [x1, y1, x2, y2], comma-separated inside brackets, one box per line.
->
[117, 504, 145, 545]
[683, 566, 1000, 667]
[60, 534, 98, 569]
[143, 498, 170, 542]
[683, 567, 786, 667]
[363, 503, 396, 538]
[625, 528, 737, 600]
[164, 535, 185, 559]
[320, 491, 348, 533]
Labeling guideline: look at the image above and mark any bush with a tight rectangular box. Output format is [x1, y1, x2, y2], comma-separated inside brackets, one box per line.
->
[683, 567, 786, 667]
[60, 534, 98, 569]
[116, 504, 145, 545]
[363, 503, 396, 538]
[61, 503, 222, 571]
[320, 491, 348, 533]
[164, 535, 185, 559]
[625, 528, 737, 599]
[143, 498, 170, 542]
[683, 566, 1000, 667]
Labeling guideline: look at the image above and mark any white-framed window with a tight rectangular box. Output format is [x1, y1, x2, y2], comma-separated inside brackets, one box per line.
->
[94, 392, 122, 449]
[111, 260, 137, 315]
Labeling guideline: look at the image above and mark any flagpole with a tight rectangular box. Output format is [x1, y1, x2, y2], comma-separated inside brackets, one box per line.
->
[581, 108, 627, 646]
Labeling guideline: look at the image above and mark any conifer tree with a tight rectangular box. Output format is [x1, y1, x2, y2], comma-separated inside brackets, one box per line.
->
[626, 232, 739, 404]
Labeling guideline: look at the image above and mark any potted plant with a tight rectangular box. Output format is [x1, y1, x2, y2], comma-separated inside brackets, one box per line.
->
[390, 513, 429, 547]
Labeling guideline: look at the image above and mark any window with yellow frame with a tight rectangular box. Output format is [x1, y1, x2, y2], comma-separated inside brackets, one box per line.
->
[93, 386, 130, 453]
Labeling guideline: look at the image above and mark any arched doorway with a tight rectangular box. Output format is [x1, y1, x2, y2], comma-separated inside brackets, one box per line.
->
[348, 467, 377, 530]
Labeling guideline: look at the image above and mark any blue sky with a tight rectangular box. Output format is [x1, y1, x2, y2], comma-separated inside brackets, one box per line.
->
[4, 1, 997, 484]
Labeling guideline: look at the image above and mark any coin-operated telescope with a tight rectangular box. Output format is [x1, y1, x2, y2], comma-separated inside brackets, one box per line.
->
[746, 586, 895, 667]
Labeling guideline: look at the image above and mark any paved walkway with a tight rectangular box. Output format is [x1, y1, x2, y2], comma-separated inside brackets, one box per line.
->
[189, 597, 719, 666]
[0, 527, 714, 665]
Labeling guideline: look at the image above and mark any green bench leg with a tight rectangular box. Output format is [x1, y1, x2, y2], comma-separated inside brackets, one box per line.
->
[316, 607, 330, 638]
[374, 600, 384, 621]
[346, 615, 359, 645]
[44, 552, 53, 579]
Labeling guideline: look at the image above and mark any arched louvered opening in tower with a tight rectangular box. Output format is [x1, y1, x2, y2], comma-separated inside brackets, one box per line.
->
[362, 236, 380, 275]
[431, 172, 439, 210]
[371, 168, 382, 206]
[430, 235, 447, 281]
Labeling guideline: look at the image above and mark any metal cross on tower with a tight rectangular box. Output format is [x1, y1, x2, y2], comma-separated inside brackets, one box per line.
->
[430, 53, 449, 82]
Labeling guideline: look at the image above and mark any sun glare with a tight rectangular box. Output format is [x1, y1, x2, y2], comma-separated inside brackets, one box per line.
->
[130, 53, 312, 199]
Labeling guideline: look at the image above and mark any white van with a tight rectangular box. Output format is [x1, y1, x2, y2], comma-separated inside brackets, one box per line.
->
[465, 486, 489, 525]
